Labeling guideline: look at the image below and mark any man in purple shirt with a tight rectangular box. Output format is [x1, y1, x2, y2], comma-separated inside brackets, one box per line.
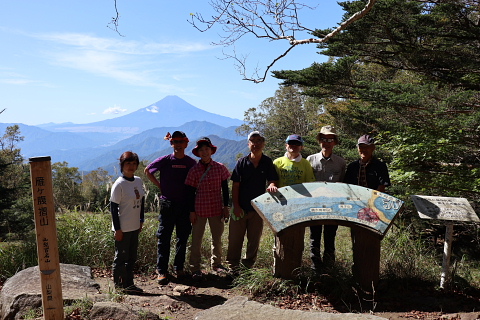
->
[145, 131, 196, 285]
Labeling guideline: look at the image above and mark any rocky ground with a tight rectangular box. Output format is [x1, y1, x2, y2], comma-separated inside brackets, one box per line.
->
[88, 269, 480, 320]
[91, 269, 235, 320]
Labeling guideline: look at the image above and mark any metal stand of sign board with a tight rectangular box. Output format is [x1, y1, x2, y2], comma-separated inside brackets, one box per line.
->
[29, 156, 64, 320]
[440, 222, 453, 289]
[411, 195, 479, 289]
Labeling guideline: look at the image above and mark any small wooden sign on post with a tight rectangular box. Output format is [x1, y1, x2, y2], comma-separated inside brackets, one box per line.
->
[29, 156, 64, 320]
[411, 195, 479, 289]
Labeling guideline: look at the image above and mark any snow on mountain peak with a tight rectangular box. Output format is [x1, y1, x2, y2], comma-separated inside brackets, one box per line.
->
[146, 106, 159, 113]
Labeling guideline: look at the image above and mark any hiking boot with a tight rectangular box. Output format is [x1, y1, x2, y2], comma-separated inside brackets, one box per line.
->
[123, 285, 144, 294]
[311, 256, 323, 272]
[192, 270, 203, 281]
[175, 269, 186, 280]
[157, 273, 169, 285]
[212, 264, 227, 274]
[323, 252, 336, 267]
[228, 266, 240, 277]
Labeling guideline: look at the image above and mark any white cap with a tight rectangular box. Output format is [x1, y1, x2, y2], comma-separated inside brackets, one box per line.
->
[247, 131, 265, 141]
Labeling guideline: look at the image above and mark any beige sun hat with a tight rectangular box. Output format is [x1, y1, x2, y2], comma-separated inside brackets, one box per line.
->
[317, 125, 339, 143]
[320, 125, 337, 136]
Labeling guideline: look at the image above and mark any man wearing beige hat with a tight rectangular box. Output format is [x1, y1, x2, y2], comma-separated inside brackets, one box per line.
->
[306, 125, 346, 271]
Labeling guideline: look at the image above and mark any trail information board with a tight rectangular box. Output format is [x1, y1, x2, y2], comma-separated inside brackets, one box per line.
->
[411, 195, 478, 222]
[252, 182, 404, 236]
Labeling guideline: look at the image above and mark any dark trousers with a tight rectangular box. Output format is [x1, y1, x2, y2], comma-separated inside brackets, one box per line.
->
[309, 224, 338, 265]
[156, 199, 192, 274]
[113, 229, 140, 288]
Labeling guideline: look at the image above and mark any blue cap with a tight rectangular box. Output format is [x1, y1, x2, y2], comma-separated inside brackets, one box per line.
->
[285, 134, 304, 145]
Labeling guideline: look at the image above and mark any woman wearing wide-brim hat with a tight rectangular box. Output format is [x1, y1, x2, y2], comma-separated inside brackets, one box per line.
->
[185, 137, 230, 279]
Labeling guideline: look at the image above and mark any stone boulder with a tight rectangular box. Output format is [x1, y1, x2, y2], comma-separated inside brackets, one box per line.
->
[90, 301, 160, 320]
[0, 263, 100, 320]
[195, 296, 389, 320]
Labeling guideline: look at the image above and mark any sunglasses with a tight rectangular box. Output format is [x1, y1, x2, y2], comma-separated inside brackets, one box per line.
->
[320, 138, 336, 143]
[287, 141, 303, 146]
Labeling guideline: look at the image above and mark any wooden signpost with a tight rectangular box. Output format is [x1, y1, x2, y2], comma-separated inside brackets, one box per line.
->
[252, 182, 404, 290]
[411, 195, 479, 289]
[29, 156, 64, 320]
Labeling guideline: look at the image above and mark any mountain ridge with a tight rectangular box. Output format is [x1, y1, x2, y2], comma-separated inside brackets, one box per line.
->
[0, 96, 248, 172]
[38, 95, 243, 135]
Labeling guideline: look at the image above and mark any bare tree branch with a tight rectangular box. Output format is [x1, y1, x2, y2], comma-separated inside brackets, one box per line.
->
[108, 0, 125, 37]
[190, 0, 377, 83]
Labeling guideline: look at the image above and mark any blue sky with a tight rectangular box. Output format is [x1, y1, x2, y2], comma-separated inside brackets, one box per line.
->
[0, 1, 344, 125]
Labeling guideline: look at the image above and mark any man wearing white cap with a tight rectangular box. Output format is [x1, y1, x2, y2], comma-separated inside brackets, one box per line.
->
[306, 125, 346, 270]
[227, 131, 278, 273]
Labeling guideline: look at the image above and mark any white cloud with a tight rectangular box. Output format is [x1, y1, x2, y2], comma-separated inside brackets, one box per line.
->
[0, 77, 53, 87]
[146, 106, 159, 113]
[37, 33, 210, 55]
[50, 49, 151, 86]
[33, 32, 209, 90]
[0, 70, 44, 86]
[103, 106, 127, 115]
[0, 78, 35, 85]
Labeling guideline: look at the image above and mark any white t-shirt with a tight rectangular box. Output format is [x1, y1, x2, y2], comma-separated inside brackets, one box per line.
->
[110, 176, 145, 232]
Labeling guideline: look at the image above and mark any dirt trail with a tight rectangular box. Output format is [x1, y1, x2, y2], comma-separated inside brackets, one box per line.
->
[92, 272, 480, 320]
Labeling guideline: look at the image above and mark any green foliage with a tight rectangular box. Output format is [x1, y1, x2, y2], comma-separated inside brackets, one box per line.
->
[81, 168, 112, 213]
[236, 85, 324, 159]
[22, 297, 96, 320]
[0, 125, 33, 238]
[136, 160, 161, 214]
[56, 212, 114, 267]
[232, 267, 300, 297]
[0, 211, 161, 283]
[136, 213, 159, 273]
[55, 211, 162, 271]
[381, 224, 439, 281]
[272, 0, 480, 253]
[2, 194, 35, 240]
[453, 256, 480, 290]
[63, 297, 94, 319]
[52, 162, 85, 212]
[1, 211, 479, 300]
[0, 234, 37, 280]
[20, 307, 43, 320]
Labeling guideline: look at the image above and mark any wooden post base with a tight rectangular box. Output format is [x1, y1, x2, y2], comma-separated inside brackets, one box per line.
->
[272, 224, 381, 292]
[351, 226, 380, 292]
[273, 225, 305, 279]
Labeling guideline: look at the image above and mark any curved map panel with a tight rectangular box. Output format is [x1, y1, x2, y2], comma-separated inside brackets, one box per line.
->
[251, 182, 404, 236]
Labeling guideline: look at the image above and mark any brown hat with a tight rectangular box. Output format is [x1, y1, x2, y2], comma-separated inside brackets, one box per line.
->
[192, 137, 217, 157]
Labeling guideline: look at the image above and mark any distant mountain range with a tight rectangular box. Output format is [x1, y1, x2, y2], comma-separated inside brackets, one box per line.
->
[1, 96, 249, 174]
[37, 95, 243, 134]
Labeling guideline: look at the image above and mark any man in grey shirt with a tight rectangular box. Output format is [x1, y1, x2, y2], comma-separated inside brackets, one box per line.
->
[306, 125, 346, 270]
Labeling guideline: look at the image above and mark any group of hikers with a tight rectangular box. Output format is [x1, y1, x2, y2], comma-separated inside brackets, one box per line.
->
[109, 126, 391, 294]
